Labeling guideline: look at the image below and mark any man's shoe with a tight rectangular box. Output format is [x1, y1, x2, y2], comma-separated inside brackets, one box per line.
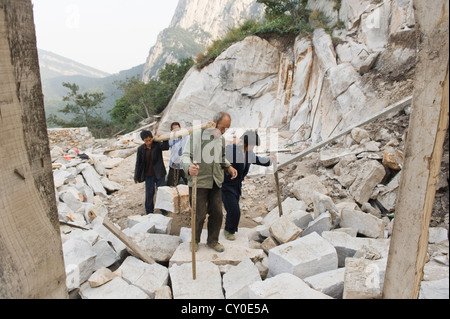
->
[224, 230, 236, 241]
[208, 242, 225, 253]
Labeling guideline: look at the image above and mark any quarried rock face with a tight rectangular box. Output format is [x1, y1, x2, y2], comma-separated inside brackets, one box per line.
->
[158, 0, 416, 148]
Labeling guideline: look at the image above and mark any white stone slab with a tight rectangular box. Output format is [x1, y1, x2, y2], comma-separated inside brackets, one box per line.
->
[340, 209, 386, 238]
[169, 261, 224, 299]
[223, 259, 262, 299]
[127, 232, 181, 263]
[304, 267, 346, 299]
[343, 258, 387, 299]
[268, 232, 338, 279]
[63, 238, 97, 291]
[269, 215, 302, 244]
[248, 273, 333, 299]
[79, 277, 150, 299]
[92, 239, 120, 270]
[118, 256, 169, 298]
[419, 279, 449, 299]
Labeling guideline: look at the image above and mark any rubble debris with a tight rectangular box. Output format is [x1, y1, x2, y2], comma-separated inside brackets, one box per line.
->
[53, 111, 448, 299]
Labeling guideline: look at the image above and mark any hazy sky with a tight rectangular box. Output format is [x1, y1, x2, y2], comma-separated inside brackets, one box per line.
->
[31, 0, 180, 74]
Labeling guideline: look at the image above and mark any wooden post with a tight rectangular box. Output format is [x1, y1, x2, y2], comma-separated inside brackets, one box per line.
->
[0, 0, 68, 299]
[383, 0, 449, 299]
[273, 160, 284, 216]
[191, 162, 199, 280]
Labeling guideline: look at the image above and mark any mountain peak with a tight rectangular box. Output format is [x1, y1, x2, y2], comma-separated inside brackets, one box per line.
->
[142, 0, 264, 82]
[38, 49, 111, 80]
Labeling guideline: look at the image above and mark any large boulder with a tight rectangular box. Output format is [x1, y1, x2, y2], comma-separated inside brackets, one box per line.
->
[268, 232, 338, 279]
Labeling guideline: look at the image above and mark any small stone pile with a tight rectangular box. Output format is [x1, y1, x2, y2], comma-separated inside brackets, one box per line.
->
[48, 127, 96, 151]
[49, 127, 144, 227]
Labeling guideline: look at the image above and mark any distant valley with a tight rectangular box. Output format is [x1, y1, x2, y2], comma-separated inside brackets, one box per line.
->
[38, 49, 144, 122]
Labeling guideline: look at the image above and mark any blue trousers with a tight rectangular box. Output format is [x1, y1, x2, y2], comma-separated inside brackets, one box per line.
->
[222, 190, 241, 234]
[145, 176, 165, 214]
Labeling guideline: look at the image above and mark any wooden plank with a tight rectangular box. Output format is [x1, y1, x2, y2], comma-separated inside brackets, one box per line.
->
[276, 96, 412, 171]
[383, 0, 449, 299]
[103, 217, 156, 265]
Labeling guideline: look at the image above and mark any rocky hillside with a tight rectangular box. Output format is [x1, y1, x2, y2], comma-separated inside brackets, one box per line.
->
[142, 0, 264, 82]
[157, 0, 416, 145]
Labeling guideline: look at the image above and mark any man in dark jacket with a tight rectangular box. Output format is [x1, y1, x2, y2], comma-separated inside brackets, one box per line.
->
[134, 130, 169, 215]
[222, 130, 274, 240]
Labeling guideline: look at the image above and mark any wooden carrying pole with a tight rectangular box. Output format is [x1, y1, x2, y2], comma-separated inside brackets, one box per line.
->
[383, 0, 449, 299]
[153, 121, 216, 142]
[103, 217, 155, 265]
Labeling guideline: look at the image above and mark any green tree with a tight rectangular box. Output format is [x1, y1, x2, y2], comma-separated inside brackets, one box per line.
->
[47, 82, 112, 138]
[48, 82, 106, 128]
[257, 0, 310, 31]
[109, 57, 194, 131]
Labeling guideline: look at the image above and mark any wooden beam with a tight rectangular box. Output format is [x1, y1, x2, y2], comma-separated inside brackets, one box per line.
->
[103, 217, 156, 265]
[383, 0, 449, 299]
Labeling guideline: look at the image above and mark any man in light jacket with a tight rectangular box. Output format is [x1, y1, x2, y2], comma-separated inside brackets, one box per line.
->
[182, 112, 238, 253]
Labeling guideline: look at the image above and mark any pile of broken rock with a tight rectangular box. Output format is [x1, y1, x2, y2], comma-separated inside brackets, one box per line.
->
[61, 195, 449, 299]
[52, 125, 449, 299]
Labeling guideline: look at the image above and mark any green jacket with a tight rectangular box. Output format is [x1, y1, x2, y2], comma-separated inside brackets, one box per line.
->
[181, 129, 231, 189]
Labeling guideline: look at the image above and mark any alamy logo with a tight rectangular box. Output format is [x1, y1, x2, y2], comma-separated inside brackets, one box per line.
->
[364, 7, 382, 30]
[65, 4, 81, 29]
[187, 120, 279, 169]
[365, 264, 380, 289]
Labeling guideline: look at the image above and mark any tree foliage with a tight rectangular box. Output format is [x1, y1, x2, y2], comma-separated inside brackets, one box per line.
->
[109, 57, 194, 132]
[47, 82, 107, 131]
[47, 58, 194, 137]
[196, 1, 320, 69]
[257, 0, 310, 31]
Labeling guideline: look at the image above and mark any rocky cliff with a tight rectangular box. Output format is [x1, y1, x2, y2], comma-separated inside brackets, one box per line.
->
[158, 0, 416, 144]
[142, 0, 264, 82]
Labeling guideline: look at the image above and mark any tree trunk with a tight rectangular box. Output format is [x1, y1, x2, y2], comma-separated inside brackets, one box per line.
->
[0, 0, 68, 298]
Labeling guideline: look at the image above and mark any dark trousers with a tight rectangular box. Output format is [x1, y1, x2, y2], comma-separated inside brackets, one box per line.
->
[145, 176, 165, 214]
[189, 183, 223, 245]
[222, 190, 241, 234]
[167, 167, 188, 186]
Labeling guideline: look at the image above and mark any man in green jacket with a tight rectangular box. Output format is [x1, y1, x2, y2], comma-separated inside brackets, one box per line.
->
[182, 112, 238, 253]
